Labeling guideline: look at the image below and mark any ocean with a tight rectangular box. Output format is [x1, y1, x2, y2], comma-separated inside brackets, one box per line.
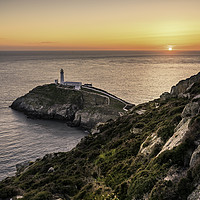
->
[0, 51, 199, 181]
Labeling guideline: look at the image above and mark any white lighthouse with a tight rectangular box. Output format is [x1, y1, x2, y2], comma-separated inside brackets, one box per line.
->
[58, 69, 82, 90]
[60, 69, 64, 84]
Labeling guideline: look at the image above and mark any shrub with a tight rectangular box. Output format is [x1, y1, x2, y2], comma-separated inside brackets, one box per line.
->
[128, 170, 157, 199]
[0, 186, 18, 199]
[135, 122, 145, 128]
[32, 191, 52, 200]
[157, 124, 175, 142]
[115, 182, 128, 199]
[156, 139, 195, 167]
[177, 178, 194, 199]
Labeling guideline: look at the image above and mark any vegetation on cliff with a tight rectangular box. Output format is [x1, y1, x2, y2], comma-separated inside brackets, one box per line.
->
[1, 72, 200, 200]
[10, 84, 127, 130]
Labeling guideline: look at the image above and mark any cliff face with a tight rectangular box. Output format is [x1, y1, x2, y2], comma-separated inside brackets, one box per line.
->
[170, 72, 200, 97]
[10, 84, 126, 130]
[1, 72, 200, 200]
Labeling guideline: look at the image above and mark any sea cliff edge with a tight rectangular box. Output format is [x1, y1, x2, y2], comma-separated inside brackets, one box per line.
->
[10, 84, 133, 131]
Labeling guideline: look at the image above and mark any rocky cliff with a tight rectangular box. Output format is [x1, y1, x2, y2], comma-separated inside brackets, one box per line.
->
[10, 84, 127, 130]
[170, 72, 200, 97]
[1, 72, 200, 200]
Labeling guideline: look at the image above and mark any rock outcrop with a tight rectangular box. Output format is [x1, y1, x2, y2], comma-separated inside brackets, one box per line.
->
[10, 84, 127, 130]
[158, 118, 191, 155]
[170, 72, 200, 97]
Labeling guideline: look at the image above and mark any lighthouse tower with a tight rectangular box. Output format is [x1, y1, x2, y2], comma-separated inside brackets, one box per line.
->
[60, 69, 64, 84]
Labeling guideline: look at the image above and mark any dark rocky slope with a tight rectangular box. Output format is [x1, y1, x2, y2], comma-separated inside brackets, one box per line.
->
[10, 84, 127, 130]
[1, 72, 200, 200]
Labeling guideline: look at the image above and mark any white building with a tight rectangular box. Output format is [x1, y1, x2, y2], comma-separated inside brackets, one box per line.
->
[59, 69, 82, 90]
[63, 81, 82, 90]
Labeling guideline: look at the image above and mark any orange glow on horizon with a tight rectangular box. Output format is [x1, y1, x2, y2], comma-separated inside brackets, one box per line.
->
[0, 0, 200, 51]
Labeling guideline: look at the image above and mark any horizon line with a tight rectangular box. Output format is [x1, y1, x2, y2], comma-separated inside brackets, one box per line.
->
[1, 49, 200, 52]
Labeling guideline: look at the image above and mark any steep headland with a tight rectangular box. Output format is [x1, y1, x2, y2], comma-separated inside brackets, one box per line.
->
[10, 84, 131, 130]
[1, 72, 200, 200]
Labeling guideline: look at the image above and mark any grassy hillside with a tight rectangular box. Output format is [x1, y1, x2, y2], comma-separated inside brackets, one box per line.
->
[1, 75, 200, 200]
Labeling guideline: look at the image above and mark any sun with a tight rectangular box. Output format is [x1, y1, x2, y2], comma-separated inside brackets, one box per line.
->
[168, 47, 173, 51]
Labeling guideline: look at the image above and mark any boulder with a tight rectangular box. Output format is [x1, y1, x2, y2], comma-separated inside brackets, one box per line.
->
[47, 167, 55, 173]
[181, 102, 200, 118]
[139, 132, 162, 157]
[158, 118, 191, 156]
[190, 145, 200, 167]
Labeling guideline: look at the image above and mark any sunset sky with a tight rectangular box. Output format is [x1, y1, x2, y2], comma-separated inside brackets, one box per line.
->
[1, 0, 200, 51]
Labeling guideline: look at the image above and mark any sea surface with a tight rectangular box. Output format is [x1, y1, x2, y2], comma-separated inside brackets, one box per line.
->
[0, 51, 200, 180]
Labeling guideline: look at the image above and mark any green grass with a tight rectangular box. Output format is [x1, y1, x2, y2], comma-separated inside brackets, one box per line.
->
[2, 82, 200, 200]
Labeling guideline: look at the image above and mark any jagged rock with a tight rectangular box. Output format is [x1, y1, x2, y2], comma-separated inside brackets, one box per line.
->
[158, 118, 191, 155]
[73, 113, 81, 127]
[16, 161, 30, 174]
[170, 72, 200, 96]
[187, 185, 200, 200]
[190, 145, 200, 167]
[186, 83, 195, 92]
[160, 92, 171, 100]
[139, 132, 162, 156]
[164, 166, 186, 182]
[91, 122, 105, 135]
[47, 167, 55, 173]
[174, 118, 188, 132]
[74, 110, 117, 130]
[178, 93, 190, 99]
[192, 94, 200, 101]
[182, 102, 200, 118]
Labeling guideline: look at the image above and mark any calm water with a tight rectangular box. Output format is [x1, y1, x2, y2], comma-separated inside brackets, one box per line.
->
[0, 51, 200, 180]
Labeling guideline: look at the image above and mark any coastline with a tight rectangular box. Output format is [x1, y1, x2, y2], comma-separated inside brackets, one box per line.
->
[10, 84, 134, 131]
[0, 72, 200, 200]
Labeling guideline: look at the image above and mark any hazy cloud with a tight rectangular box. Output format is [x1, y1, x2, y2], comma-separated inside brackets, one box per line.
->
[39, 41, 56, 44]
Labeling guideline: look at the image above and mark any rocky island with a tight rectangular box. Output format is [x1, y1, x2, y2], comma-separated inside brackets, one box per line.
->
[0, 72, 200, 200]
[10, 84, 132, 131]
